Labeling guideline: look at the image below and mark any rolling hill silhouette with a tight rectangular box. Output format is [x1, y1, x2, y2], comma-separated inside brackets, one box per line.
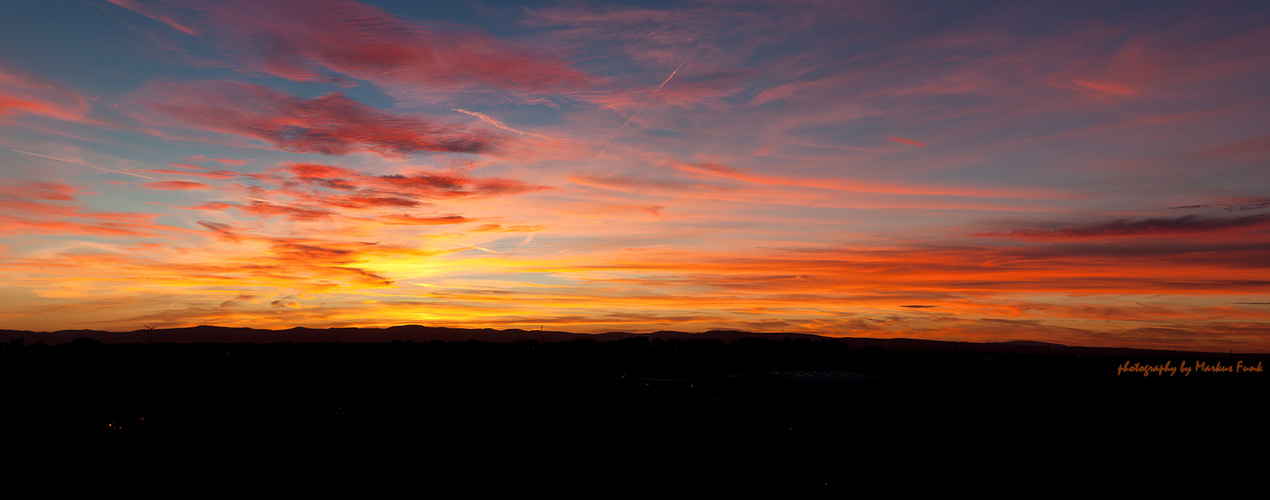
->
[4, 323, 1264, 491]
[2, 323, 1262, 357]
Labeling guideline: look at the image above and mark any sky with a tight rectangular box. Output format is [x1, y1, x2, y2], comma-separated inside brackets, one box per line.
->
[1, 0, 1268, 351]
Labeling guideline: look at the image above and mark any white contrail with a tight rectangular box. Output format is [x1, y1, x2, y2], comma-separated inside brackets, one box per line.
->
[460, 242, 504, 255]
[588, 142, 614, 168]
[589, 45, 696, 167]
[451, 108, 549, 140]
[5, 148, 158, 180]
[622, 46, 695, 128]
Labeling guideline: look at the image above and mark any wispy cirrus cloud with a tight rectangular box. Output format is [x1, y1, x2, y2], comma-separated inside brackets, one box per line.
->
[105, 0, 200, 36]
[196, 220, 239, 242]
[107, 0, 595, 95]
[889, 135, 926, 148]
[973, 214, 1270, 239]
[382, 214, 471, 226]
[160, 161, 549, 229]
[0, 61, 92, 123]
[267, 162, 549, 208]
[140, 81, 502, 157]
[567, 173, 731, 194]
[1171, 198, 1270, 212]
[451, 108, 549, 140]
[142, 180, 211, 191]
[0, 181, 84, 202]
[0, 180, 183, 238]
[236, 199, 334, 221]
[668, 161, 1073, 201]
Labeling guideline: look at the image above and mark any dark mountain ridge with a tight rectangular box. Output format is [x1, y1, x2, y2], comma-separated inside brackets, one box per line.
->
[2, 323, 1264, 357]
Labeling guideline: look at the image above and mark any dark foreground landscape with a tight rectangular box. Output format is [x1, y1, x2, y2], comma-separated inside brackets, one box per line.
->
[5, 326, 1266, 491]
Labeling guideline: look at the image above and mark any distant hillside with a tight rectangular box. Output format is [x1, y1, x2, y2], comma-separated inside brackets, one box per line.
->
[1, 324, 1265, 357]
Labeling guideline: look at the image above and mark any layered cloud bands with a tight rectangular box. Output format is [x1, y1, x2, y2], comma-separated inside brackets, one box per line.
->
[0, 62, 91, 122]
[975, 214, 1270, 239]
[143, 81, 499, 157]
[231, 163, 548, 221]
[0, 181, 173, 238]
[109, 0, 593, 94]
[1, 0, 1267, 352]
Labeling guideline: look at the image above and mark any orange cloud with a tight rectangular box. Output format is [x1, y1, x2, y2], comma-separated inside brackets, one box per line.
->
[0, 62, 92, 123]
[142, 181, 211, 191]
[0, 181, 183, 238]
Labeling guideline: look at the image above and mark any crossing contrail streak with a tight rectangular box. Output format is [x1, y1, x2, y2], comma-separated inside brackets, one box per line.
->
[589, 45, 696, 167]
[622, 46, 695, 128]
[5, 148, 158, 179]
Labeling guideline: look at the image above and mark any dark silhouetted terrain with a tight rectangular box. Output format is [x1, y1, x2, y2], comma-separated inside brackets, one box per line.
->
[4, 327, 1265, 491]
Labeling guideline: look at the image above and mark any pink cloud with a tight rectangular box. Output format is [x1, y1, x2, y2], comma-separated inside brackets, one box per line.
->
[181, 156, 249, 166]
[142, 180, 211, 190]
[238, 200, 333, 221]
[132, 168, 242, 180]
[1046, 25, 1270, 101]
[670, 161, 1071, 200]
[972, 214, 1270, 239]
[223, 162, 548, 222]
[0, 181, 182, 238]
[0, 181, 85, 201]
[184, 202, 237, 212]
[109, 0, 594, 94]
[0, 62, 92, 123]
[567, 174, 729, 194]
[142, 81, 501, 157]
[888, 135, 926, 148]
[367, 171, 548, 199]
[277, 162, 549, 200]
[105, 0, 200, 36]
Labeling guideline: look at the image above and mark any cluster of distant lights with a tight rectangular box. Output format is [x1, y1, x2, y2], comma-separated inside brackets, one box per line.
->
[104, 416, 145, 432]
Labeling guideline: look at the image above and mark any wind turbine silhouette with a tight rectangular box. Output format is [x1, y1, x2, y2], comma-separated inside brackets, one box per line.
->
[144, 324, 156, 344]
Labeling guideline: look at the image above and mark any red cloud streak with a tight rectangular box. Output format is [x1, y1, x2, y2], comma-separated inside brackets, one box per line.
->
[143, 81, 500, 157]
[110, 0, 594, 93]
[888, 135, 926, 148]
[0, 62, 91, 122]
[220, 163, 548, 221]
[143, 181, 211, 191]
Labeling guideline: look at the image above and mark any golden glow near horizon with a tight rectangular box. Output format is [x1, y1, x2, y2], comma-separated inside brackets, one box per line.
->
[1, 0, 1268, 352]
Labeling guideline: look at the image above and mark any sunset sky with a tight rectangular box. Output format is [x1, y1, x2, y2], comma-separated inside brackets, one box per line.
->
[1, 0, 1268, 351]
